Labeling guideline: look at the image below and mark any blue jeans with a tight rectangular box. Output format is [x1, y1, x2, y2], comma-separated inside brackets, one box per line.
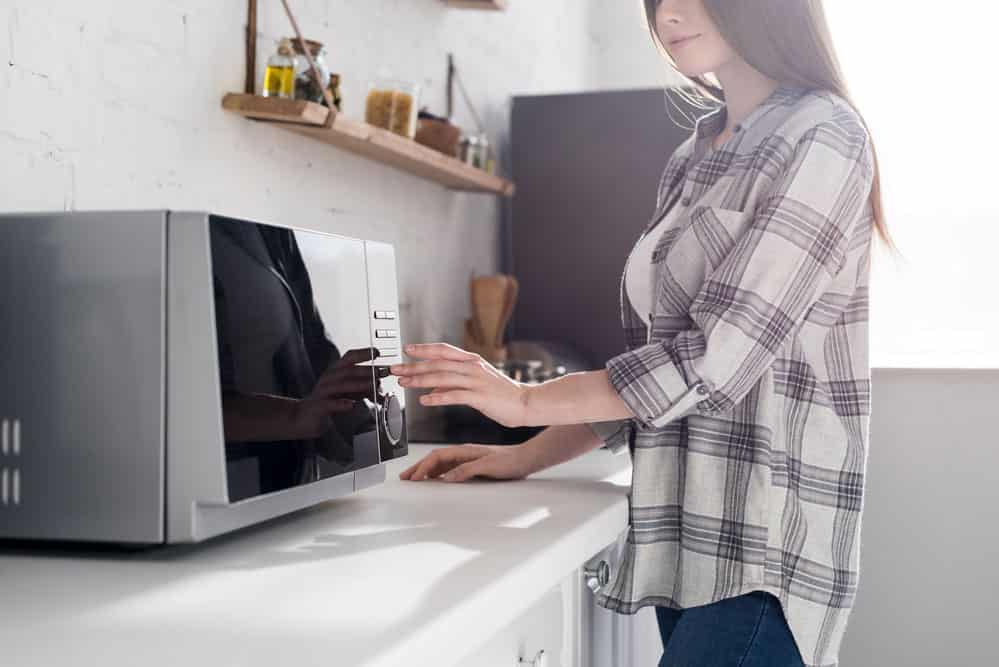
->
[655, 590, 806, 667]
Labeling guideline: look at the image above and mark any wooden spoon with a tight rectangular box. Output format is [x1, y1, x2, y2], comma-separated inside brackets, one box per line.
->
[495, 275, 518, 348]
[468, 276, 484, 345]
[472, 275, 510, 350]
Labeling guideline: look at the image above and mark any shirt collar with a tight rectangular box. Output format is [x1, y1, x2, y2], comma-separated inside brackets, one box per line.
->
[693, 82, 806, 142]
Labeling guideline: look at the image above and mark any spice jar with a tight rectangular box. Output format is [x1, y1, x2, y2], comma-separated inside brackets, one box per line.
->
[365, 77, 421, 139]
[290, 38, 332, 104]
[262, 38, 296, 99]
[460, 133, 490, 170]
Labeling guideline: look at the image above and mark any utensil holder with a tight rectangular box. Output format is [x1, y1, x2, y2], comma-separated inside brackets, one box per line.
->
[463, 318, 508, 364]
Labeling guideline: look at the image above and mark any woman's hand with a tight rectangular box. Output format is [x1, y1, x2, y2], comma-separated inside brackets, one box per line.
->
[399, 443, 535, 483]
[390, 343, 531, 428]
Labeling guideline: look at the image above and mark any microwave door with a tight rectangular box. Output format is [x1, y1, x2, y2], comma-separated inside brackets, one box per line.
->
[210, 218, 379, 503]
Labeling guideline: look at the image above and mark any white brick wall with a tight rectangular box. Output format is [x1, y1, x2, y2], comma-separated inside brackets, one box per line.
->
[586, 0, 674, 91]
[0, 0, 674, 426]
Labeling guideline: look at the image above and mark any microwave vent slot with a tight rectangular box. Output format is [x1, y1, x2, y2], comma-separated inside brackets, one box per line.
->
[1, 418, 21, 506]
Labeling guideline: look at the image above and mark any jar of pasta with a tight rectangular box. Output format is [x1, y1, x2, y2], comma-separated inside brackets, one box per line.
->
[365, 78, 421, 139]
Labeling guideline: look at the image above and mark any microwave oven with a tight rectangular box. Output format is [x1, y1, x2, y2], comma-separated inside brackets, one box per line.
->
[0, 211, 408, 545]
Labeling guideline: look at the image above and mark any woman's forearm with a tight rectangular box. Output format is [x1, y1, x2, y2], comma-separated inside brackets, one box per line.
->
[522, 369, 634, 427]
[518, 422, 608, 476]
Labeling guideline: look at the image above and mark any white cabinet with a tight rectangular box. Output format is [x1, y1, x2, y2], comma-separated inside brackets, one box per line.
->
[461, 568, 583, 667]
[459, 534, 642, 667]
[581, 539, 664, 667]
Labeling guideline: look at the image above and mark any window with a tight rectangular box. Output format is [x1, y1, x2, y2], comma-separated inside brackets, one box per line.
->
[825, 3, 999, 367]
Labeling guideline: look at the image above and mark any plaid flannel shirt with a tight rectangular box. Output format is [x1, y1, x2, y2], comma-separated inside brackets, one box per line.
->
[587, 84, 875, 667]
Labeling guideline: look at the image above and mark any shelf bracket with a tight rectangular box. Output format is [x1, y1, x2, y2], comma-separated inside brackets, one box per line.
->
[244, 0, 337, 128]
[245, 0, 257, 94]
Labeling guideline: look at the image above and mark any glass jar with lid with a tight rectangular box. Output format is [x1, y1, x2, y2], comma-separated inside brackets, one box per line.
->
[290, 38, 332, 104]
[365, 77, 421, 139]
[460, 133, 490, 170]
[262, 38, 296, 99]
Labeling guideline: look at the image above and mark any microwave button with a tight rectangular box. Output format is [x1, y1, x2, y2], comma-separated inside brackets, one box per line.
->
[374, 310, 397, 320]
[375, 329, 397, 338]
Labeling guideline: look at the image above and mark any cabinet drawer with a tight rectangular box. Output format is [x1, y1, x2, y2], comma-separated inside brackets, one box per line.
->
[462, 570, 577, 667]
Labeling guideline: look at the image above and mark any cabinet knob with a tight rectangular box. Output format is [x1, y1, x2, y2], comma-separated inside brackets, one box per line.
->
[518, 649, 548, 667]
[583, 559, 610, 593]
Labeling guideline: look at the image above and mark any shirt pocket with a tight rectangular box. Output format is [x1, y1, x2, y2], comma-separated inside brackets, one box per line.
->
[648, 205, 755, 318]
[684, 205, 755, 270]
[650, 221, 704, 315]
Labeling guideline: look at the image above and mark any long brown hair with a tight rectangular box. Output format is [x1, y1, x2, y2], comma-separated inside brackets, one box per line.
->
[644, 0, 894, 250]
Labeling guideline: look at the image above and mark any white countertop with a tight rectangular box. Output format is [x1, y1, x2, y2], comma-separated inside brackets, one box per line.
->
[0, 443, 631, 667]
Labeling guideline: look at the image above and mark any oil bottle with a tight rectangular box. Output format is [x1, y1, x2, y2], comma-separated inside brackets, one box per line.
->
[262, 38, 296, 99]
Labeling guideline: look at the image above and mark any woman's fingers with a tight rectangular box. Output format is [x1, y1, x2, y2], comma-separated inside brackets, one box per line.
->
[399, 450, 443, 480]
[401, 452, 451, 481]
[441, 459, 485, 483]
[391, 357, 485, 394]
[404, 450, 466, 481]
[398, 446, 485, 481]
[403, 343, 480, 362]
[418, 389, 479, 409]
[398, 371, 477, 390]
[443, 448, 532, 482]
[398, 445, 530, 484]
[391, 358, 479, 378]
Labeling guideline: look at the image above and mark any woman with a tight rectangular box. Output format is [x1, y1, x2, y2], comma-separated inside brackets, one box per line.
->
[389, 1, 890, 665]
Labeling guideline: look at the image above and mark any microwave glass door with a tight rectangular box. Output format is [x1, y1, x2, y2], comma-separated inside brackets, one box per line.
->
[209, 216, 380, 502]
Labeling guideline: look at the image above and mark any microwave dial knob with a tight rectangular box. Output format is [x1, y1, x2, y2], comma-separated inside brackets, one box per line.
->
[381, 394, 404, 445]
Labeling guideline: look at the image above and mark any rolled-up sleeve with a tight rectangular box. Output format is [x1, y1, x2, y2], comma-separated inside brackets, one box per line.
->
[587, 418, 632, 455]
[606, 117, 875, 429]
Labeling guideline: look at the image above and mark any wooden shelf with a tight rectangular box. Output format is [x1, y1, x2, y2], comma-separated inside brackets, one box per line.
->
[221, 93, 514, 197]
[443, 0, 508, 9]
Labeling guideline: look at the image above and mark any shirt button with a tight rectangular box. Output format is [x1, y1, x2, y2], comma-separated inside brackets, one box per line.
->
[733, 123, 742, 132]
[681, 197, 691, 206]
